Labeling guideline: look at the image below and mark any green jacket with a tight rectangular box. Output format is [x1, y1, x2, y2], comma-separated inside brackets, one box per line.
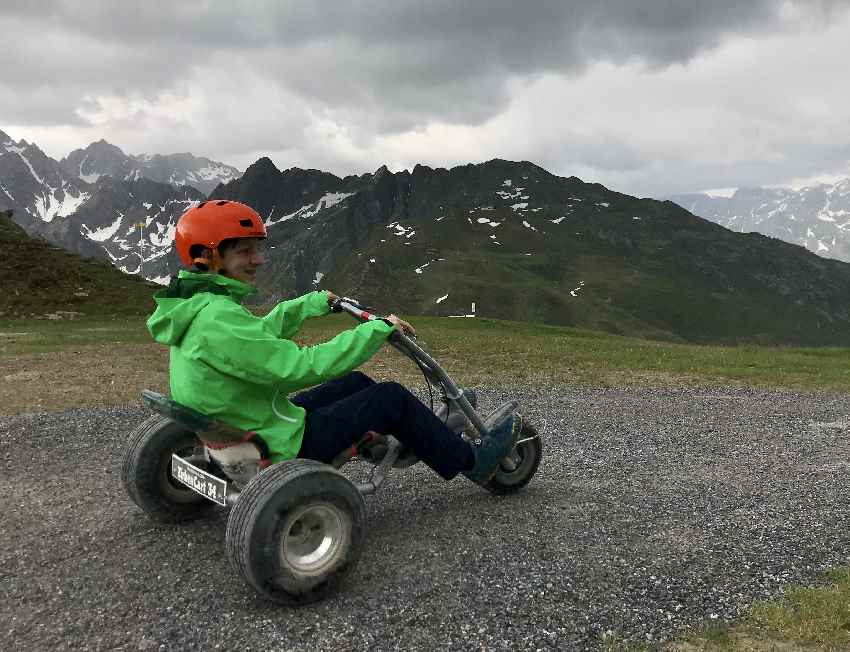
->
[147, 270, 394, 461]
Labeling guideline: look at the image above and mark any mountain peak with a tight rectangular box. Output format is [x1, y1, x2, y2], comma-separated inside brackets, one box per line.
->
[246, 157, 280, 174]
[88, 139, 126, 154]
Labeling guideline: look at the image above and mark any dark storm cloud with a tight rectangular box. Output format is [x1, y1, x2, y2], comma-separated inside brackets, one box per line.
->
[1, 0, 833, 129]
[4, 0, 850, 195]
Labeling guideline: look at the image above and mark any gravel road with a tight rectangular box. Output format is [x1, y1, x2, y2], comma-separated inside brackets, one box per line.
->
[3, 385, 850, 651]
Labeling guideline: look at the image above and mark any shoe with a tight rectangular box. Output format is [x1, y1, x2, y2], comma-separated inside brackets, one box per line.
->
[435, 388, 478, 434]
[463, 412, 520, 485]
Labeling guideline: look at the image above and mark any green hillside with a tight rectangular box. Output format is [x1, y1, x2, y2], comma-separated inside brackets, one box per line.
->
[0, 209, 158, 317]
[236, 160, 850, 346]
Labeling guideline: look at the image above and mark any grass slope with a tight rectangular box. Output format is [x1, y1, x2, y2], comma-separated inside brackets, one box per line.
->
[258, 159, 850, 346]
[4, 313, 850, 416]
[0, 209, 158, 317]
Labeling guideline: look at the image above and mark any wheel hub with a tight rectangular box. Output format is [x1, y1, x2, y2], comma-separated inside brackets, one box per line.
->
[281, 503, 347, 574]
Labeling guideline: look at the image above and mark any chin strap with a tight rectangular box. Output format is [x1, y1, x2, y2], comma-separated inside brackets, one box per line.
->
[192, 249, 222, 274]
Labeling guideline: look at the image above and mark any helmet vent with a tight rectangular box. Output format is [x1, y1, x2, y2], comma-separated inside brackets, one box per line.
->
[239, 219, 253, 227]
[197, 201, 207, 208]
[216, 200, 229, 206]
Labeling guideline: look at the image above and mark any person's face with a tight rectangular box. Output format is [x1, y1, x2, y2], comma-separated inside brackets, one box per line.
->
[219, 238, 266, 285]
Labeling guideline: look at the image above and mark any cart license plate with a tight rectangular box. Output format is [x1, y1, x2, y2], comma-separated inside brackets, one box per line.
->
[171, 454, 227, 506]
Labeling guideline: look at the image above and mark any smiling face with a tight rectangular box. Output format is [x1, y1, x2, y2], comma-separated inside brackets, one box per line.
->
[217, 237, 267, 285]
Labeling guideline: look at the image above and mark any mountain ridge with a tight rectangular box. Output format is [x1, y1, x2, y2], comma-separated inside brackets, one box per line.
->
[210, 156, 850, 345]
[669, 180, 850, 262]
[60, 138, 241, 195]
[6, 127, 850, 344]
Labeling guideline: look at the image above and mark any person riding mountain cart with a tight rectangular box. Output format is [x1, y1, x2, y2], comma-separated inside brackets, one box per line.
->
[122, 199, 543, 605]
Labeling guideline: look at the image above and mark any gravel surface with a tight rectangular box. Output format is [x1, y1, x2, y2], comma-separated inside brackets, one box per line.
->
[3, 385, 850, 651]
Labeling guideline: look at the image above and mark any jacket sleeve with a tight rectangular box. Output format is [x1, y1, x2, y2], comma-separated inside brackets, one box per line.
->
[262, 291, 331, 339]
[190, 301, 394, 391]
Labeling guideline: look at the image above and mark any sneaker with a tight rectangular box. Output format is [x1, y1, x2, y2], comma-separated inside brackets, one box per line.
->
[434, 388, 478, 434]
[464, 412, 521, 485]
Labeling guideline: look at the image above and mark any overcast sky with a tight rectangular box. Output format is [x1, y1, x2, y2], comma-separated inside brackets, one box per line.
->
[2, 0, 850, 198]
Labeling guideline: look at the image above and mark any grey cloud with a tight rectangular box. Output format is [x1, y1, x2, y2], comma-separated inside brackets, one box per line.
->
[3, 1, 843, 130]
[586, 140, 850, 198]
[3, 0, 849, 196]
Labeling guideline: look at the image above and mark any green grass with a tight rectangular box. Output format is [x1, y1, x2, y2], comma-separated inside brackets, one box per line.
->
[748, 567, 850, 648]
[0, 315, 152, 356]
[680, 568, 850, 650]
[295, 314, 850, 391]
[4, 312, 850, 392]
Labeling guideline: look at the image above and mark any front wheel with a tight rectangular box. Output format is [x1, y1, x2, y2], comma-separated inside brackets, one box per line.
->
[225, 459, 366, 605]
[122, 414, 214, 522]
[483, 418, 543, 495]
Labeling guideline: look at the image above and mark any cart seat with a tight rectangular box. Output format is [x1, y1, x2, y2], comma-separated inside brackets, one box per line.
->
[141, 390, 271, 466]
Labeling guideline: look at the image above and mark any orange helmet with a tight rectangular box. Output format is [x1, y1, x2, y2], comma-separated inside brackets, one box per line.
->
[174, 200, 267, 268]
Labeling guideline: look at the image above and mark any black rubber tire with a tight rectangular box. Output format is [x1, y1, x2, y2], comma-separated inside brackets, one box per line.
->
[225, 459, 367, 605]
[483, 418, 543, 495]
[122, 414, 214, 523]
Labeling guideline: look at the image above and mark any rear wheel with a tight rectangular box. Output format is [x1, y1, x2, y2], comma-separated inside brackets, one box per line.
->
[226, 459, 366, 605]
[483, 418, 543, 495]
[122, 414, 214, 522]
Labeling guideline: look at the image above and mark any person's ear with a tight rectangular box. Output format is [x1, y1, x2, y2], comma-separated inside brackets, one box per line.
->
[192, 247, 221, 272]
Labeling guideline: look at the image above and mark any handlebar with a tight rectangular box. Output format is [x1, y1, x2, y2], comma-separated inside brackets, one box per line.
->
[330, 297, 413, 341]
[330, 297, 382, 322]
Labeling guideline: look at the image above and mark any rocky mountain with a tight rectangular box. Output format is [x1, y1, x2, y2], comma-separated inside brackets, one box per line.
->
[7, 127, 850, 345]
[0, 129, 90, 224]
[60, 139, 241, 195]
[211, 158, 850, 346]
[0, 208, 158, 318]
[669, 180, 850, 262]
[0, 129, 203, 282]
[36, 177, 203, 282]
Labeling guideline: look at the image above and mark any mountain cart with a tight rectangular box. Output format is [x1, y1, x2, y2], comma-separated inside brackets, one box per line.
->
[122, 298, 543, 605]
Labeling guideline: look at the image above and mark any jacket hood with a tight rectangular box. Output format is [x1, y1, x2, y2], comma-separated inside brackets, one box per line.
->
[146, 270, 257, 346]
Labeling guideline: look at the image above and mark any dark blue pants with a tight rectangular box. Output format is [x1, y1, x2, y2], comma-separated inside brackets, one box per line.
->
[293, 372, 473, 480]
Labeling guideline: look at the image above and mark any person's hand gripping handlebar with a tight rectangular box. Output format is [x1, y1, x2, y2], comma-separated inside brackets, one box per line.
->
[328, 296, 416, 337]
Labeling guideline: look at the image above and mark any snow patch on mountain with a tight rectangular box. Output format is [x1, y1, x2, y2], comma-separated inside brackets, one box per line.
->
[496, 186, 525, 201]
[15, 151, 44, 185]
[570, 281, 586, 297]
[477, 217, 501, 227]
[35, 188, 90, 223]
[266, 192, 353, 227]
[388, 221, 416, 238]
[81, 214, 123, 242]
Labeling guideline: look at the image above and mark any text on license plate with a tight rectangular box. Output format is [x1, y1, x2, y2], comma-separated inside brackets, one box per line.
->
[171, 454, 228, 506]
